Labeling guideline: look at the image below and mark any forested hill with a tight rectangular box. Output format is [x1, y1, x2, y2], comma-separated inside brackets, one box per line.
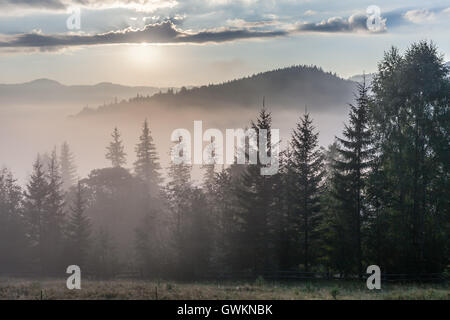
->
[78, 65, 357, 115]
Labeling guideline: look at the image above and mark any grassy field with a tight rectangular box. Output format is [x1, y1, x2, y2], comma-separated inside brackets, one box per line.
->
[0, 277, 448, 300]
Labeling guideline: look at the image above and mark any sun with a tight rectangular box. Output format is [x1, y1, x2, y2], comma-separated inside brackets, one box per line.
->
[127, 43, 158, 66]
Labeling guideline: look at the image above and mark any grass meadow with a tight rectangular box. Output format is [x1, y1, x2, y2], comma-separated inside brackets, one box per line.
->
[0, 278, 448, 300]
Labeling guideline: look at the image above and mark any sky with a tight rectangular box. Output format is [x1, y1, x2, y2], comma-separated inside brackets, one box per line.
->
[0, 0, 449, 86]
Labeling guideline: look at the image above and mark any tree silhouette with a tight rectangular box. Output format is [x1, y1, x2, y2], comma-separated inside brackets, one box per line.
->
[333, 78, 373, 276]
[290, 110, 324, 272]
[134, 119, 161, 196]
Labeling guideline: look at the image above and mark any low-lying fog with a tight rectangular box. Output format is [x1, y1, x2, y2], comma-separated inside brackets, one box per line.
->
[0, 101, 349, 186]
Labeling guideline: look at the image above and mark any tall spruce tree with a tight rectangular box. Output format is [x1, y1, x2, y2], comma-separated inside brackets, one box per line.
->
[290, 110, 324, 272]
[24, 156, 49, 274]
[106, 127, 127, 168]
[134, 119, 162, 196]
[235, 106, 278, 275]
[333, 78, 373, 276]
[133, 120, 165, 278]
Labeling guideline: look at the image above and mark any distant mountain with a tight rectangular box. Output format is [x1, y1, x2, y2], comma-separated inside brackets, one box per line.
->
[0, 79, 165, 107]
[79, 65, 357, 116]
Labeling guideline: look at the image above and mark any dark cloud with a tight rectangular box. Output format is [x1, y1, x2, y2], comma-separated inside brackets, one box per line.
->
[180, 28, 286, 43]
[0, 21, 287, 49]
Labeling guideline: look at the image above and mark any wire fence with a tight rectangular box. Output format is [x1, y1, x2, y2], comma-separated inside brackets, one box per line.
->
[199, 271, 448, 283]
[2, 270, 448, 283]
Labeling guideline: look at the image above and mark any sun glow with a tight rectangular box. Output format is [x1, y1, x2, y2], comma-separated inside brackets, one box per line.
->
[127, 43, 158, 66]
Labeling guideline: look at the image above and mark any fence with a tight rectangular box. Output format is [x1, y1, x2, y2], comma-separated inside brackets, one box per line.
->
[2, 270, 448, 283]
[200, 270, 448, 283]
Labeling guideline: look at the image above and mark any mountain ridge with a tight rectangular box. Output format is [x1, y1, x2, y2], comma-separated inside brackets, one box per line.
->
[79, 65, 358, 116]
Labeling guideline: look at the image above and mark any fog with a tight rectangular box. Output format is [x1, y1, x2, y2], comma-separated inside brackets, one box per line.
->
[0, 99, 349, 186]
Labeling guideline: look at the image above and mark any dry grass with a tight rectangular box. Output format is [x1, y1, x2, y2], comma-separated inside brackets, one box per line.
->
[0, 277, 448, 300]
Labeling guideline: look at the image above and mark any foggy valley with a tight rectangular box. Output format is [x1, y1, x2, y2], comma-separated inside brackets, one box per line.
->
[0, 65, 356, 185]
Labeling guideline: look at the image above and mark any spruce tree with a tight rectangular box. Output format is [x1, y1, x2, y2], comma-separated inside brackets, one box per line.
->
[334, 79, 373, 276]
[24, 156, 49, 274]
[106, 127, 127, 167]
[134, 119, 162, 196]
[133, 120, 164, 277]
[235, 106, 278, 275]
[290, 111, 324, 272]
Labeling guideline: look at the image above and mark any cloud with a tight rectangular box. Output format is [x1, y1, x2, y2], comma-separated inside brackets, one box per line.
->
[296, 13, 386, 33]
[0, 10, 389, 52]
[226, 12, 388, 35]
[0, 21, 287, 50]
[403, 9, 435, 23]
[226, 18, 280, 29]
[402, 7, 450, 25]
